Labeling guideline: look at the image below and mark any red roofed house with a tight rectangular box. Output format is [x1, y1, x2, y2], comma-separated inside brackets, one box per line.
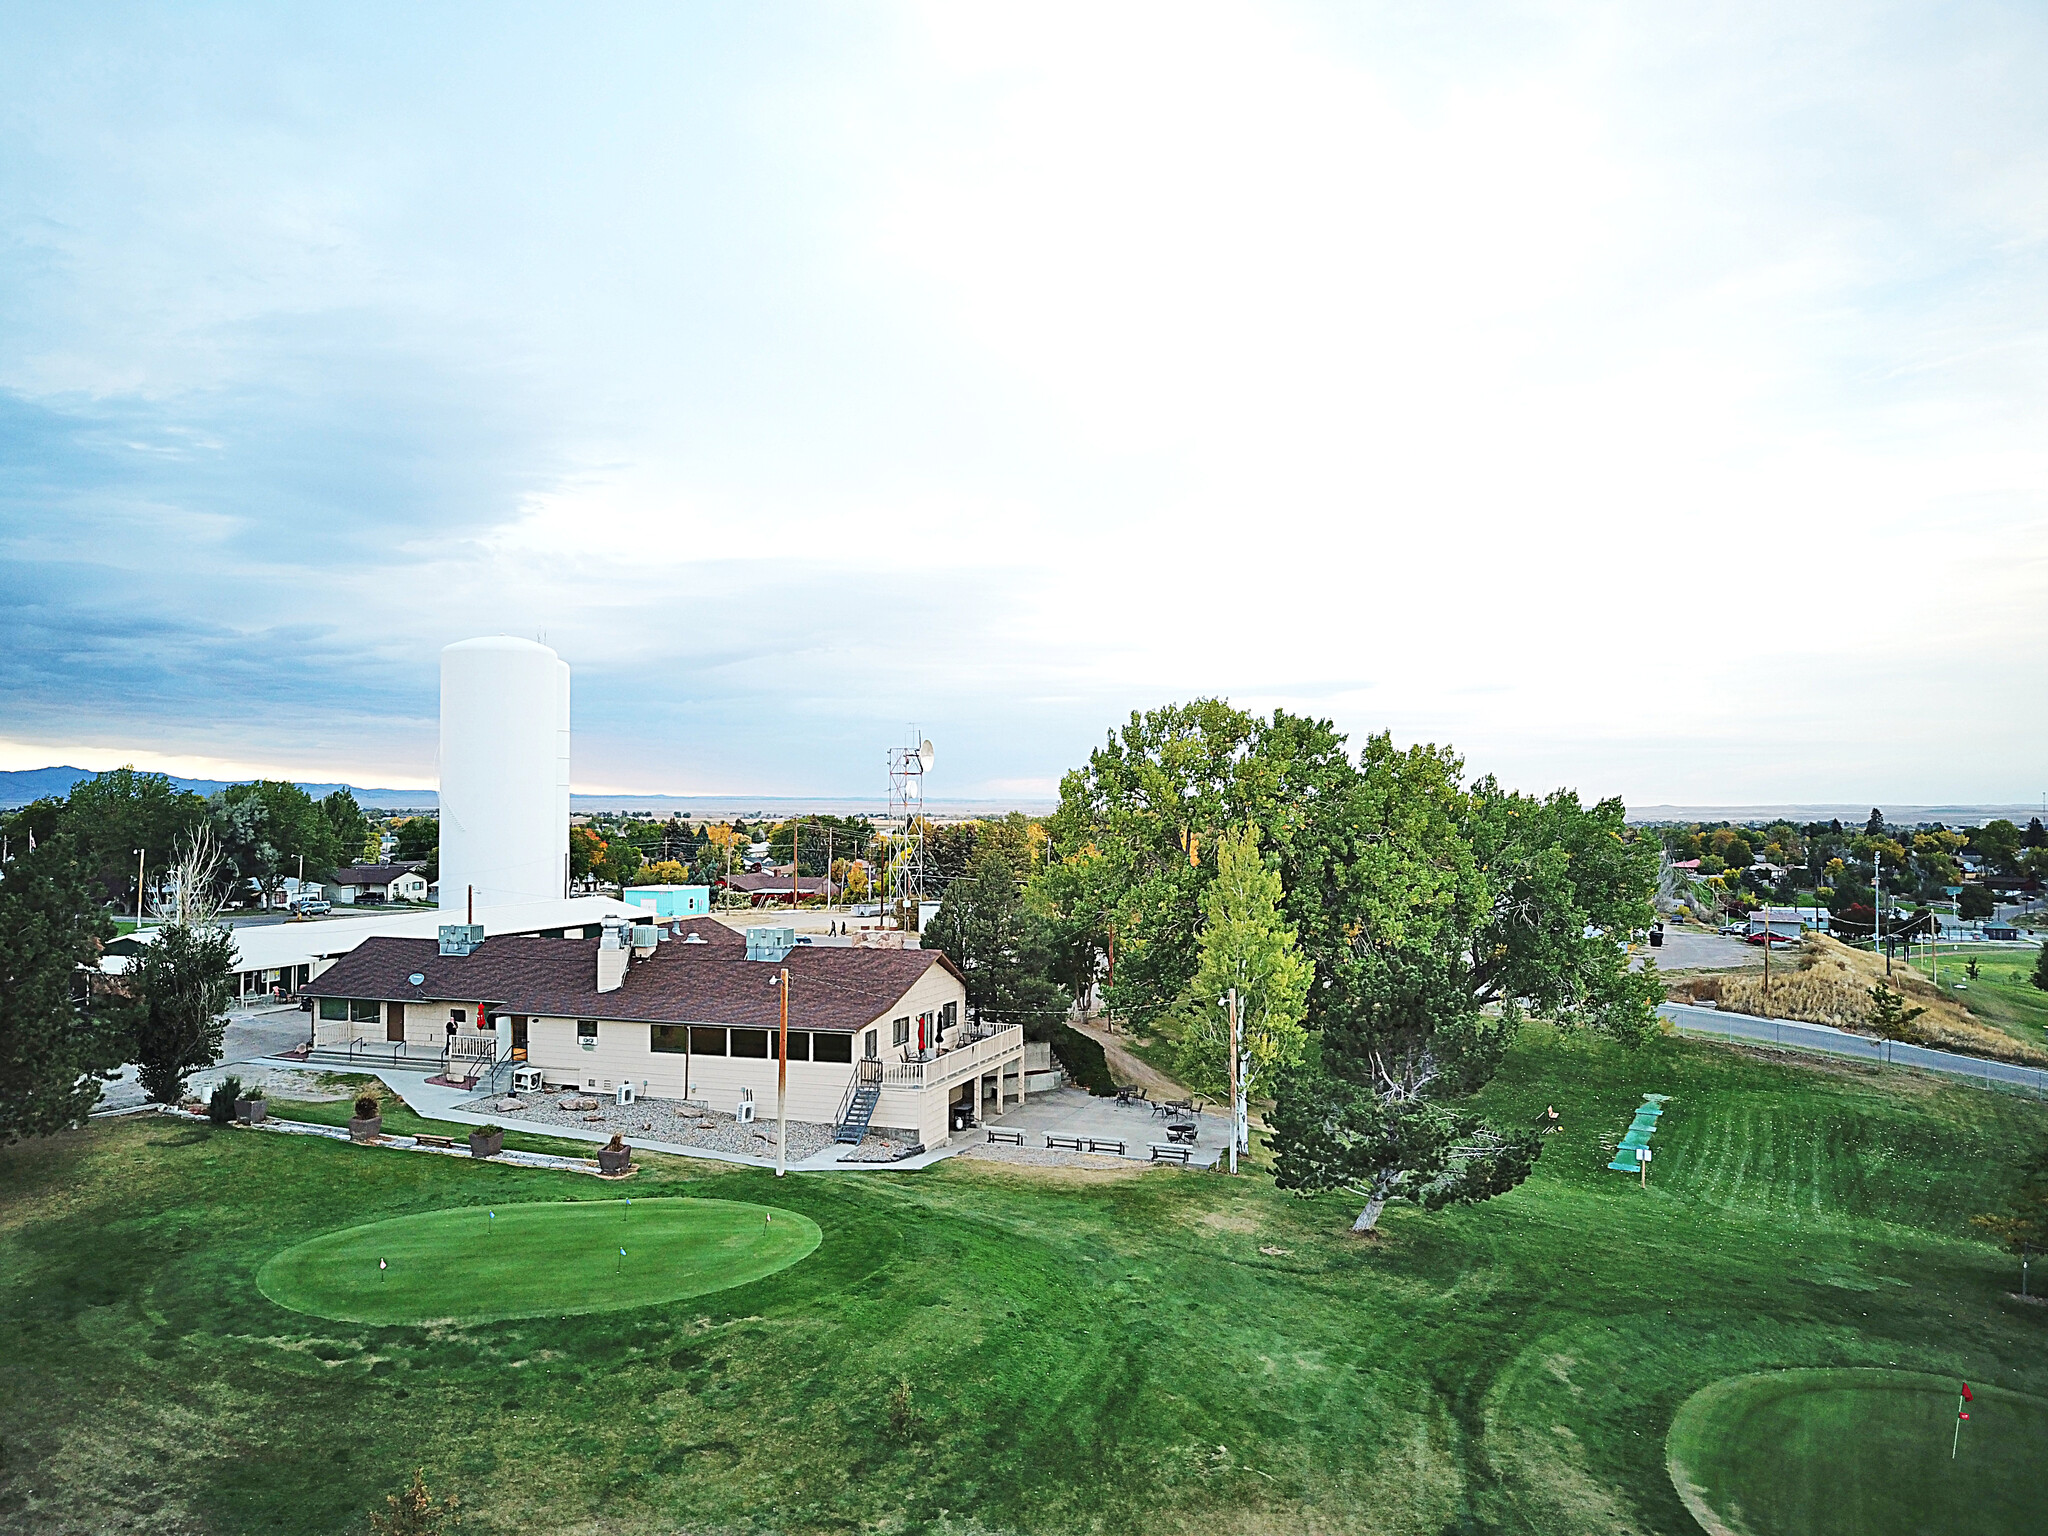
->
[302, 917, 1018, 1150]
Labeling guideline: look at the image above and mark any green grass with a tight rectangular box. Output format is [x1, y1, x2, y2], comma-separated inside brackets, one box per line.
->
[1906, 948, 2048, 1051]
[257, 1198, 821, 1325]
[5, 1025, 2048, 1535]
[1667, 1369, 2048, 1535]
[266, 1092, 602, 1160]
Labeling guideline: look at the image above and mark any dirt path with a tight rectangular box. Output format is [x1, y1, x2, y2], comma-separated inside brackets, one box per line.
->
[1069, 1018, 1214, 1111]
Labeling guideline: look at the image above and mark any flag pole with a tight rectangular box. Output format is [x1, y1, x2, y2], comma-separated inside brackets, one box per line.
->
[1952, 1393, 1964, 1458]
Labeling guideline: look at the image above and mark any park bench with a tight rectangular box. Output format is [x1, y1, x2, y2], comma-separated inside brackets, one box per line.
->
[1045, 1133, 1086, 1151]
[1149, 1144, 1193, 1164]
[414, 1134, 456, 1149]
[986, 1128, 1025, 1146]
[1083, 1137, 1126, 1156]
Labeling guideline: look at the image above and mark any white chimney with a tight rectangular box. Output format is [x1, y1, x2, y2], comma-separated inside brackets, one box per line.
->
[597, 920, 628, 993]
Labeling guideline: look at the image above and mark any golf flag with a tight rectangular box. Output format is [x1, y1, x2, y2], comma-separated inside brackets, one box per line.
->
[620, 1247, 626, 1256]
[379, 1258, 387, 1272]
[1962, 1383, 1974, 1402]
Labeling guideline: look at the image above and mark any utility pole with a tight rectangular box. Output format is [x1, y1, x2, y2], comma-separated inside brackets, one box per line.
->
[792, 821, 801, 911]
[825, 824, 833, 914]
[774, 966, 790, 1178]
[1762, 914, 1771, 1015]
[134, 848, 146, 926]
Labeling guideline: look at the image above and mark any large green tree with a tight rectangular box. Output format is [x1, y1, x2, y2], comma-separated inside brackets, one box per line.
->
[59, 767, 208, 911]
[129, 921, 236, 1105]
[211, 781, 339, 906]
[0, 837, 132, 1142]
[321, 790, 372, 869]
[925, 848, 1068, 1037]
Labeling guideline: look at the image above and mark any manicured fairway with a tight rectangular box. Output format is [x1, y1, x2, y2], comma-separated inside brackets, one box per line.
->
[256, 1198, 821, 1324]
[1668, 1369, 2048, 1536]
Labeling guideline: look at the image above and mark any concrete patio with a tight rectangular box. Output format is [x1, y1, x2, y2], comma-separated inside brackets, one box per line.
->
[978, 1086, 1228, 1168]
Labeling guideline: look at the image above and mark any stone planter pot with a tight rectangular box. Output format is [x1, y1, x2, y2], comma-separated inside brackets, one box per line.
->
[468, 1128, 505, 1159]
[236, 1098, 267, 1125]
[597, 1145, 633, 1175]
[348, 1115, 383, 1142]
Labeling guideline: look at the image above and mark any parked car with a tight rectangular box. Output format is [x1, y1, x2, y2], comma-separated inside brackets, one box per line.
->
[291, 897, 332, 916]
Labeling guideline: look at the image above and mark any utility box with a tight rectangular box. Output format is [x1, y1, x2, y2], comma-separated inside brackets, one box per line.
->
[438, 924, 485, 957]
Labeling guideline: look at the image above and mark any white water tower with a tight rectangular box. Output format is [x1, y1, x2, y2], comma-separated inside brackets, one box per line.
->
[438, 636, 571, 911]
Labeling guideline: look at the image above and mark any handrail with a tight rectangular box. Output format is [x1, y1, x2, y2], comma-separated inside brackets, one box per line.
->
[883, 1025, 1024, 1090]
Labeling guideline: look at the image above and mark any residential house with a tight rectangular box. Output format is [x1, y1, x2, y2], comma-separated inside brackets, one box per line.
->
[720, 871, 839, 906]
[302, 918, 1022, 1149]
[328, 863, 430, 904]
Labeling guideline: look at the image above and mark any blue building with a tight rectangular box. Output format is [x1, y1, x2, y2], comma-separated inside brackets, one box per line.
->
[622, 883, 712, 918]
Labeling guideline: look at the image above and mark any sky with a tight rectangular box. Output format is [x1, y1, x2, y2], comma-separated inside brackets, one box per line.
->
[2, 1, 2044, 806]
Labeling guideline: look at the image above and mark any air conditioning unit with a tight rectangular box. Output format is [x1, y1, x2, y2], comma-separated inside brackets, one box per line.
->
[735, 1088, 756, 1124]
[511, 1066, 542, 1093]
[616, 1082, 636, 1106]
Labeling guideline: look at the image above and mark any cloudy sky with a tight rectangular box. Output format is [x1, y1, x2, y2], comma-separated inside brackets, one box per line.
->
[3, 2, 2044, 805]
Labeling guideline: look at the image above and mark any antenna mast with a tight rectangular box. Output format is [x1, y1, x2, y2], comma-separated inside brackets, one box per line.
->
[886, 731, 935, 930]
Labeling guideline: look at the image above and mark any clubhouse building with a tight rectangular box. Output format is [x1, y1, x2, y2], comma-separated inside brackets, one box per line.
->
[302, 918, 1025, 1150]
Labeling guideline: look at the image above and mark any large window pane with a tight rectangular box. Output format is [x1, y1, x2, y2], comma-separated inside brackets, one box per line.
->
[689, 1026, 726, 1056]
[651, 1025, 687, 1054]
[730, 1028, 770, 1059]
[811, 1032, 852, 1064]
[785, 1031, 809, 1062]
[350, 999, 380, 1023]
[319, 998, 346, 1021]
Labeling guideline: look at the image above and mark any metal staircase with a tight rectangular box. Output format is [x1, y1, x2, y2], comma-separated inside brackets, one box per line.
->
[833, 1059, 883, 1145]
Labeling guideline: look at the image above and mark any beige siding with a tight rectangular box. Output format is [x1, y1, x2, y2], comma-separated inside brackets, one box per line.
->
[523, 1016, 873, 1122]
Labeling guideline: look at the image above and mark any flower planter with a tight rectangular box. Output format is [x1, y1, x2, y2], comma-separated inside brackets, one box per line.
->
[597, 1146, 633, 1175]
[468, 1128, 505, 1159]
[236, 1098, 267, 1125]
[348, 1115, 383, 1143]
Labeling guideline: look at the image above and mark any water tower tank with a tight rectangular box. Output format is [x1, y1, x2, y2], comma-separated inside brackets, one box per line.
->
[438, 636, 571, 910]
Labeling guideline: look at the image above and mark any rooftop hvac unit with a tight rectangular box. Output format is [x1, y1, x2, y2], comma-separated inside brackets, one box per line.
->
[438, 924, 484, 957]
[615, 1082, 636, 1106]
[746, 926, 797, 963]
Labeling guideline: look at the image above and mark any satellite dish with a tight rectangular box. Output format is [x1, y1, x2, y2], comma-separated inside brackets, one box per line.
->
[408, 973, 426, 986]
[918, 739, 935, 773]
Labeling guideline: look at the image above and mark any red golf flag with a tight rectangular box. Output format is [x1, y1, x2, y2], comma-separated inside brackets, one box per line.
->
[1961, 1383, 1973, 1401]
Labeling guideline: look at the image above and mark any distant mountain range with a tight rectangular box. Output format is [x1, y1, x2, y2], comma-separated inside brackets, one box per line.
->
[0, 766, 438, 810]
[1626, 804, 2047, 827]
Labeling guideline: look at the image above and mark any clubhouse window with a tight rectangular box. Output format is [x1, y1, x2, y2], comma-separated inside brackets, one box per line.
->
[576, 1020, 598, 1044]
[651, 1025, 687, 1054]
[784, 1031, 809, 1061]
[892, 1016, 910, 1047]
[811, 1032, 852, 1064]
[730, 1028, 770, 1059]
[689, 1026, 726, 1056]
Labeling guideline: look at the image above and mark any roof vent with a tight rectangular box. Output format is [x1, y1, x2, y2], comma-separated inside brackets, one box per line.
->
[746, 926, 796, 963]
[438, 924, 484, 957]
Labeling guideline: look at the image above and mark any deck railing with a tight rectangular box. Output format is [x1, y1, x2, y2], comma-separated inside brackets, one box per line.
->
[883, 1024, 1024, 1091]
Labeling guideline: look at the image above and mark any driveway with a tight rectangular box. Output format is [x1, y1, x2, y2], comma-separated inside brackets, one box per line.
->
[1638, 929, 1758, 972]
[92, 1002, 314, 1115]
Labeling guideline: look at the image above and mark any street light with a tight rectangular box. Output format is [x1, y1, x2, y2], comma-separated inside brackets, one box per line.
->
[767, 967, 790, 1177]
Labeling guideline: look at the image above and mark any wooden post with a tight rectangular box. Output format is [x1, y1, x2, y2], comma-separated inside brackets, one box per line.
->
[776, 966, 789, 1178]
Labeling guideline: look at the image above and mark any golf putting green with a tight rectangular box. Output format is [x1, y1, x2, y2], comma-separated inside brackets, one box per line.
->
[1667, 1368, 2048, 1536]
[257, 1197, 821, 1325]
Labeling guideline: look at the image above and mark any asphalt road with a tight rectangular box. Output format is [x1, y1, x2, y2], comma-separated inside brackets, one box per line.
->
[92, 1003, 314, 1115]
[1637, 929, 1757, 971]
[1660, 1001, 2048, 1095]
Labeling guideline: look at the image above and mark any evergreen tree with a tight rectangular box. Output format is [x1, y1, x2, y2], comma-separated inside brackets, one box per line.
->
[130, 921, 235, 1105]
[0, 837, 131, 1142]
[926, 848, 1067, 1037]
[2032, 941, 2048, 995]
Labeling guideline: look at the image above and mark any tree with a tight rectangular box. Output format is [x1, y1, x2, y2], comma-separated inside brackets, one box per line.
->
[925, 848, 1068, 1037]
[1974, 1141, 2048, 1297]
[1865, 807, 1886, 838]
[568, 825, 604, 882]
[211, 781, 338, 907]
[0, 836, 131, 1142]
[1867, 982, 1926, 1039]
[1959, 884, 1994, 921]
[1969, 819, 2024, 875]
[642, 859, 690, 885]
[2032, 942, 2048, 995]
[598, 839, 644, 889]
[59, 767, 208, 910]
[369, 1469, 461, 1535]
[393, 816, 439, 863]
[129, 919, 235, 1105]
[1168, 824, 1310, 1147]
[320, 790, 371, 868]
[2025, 817, 2047, 850]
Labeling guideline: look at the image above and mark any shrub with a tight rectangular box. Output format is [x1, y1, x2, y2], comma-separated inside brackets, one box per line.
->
[369, 1469, 460, 1534]
[353, 1090, 382, 1120]
[1049, 1021, 1116, 1096]
[206, 1076, 242, 1125]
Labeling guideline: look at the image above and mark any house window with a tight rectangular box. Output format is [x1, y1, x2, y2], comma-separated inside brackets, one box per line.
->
[941, 1000, 957, 1033]
[892, 1016, 910, 1047]
[864, 1029, 878, 1060]
[811, 1032, 852, 1064]
[651, 1025, 688, 1054]
[785, 1031, 810, 1062]
[450, 1008, 468, 1023]
[349, 999, 380, 1023]
[730, 1028, 770, 1059]
[689, 1026, 727, 1056]
[319, 998, 347, 1021]
[577, 1020, 598, 1051]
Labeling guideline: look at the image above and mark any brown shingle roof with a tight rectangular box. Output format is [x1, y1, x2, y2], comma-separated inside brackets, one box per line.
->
[305, 931, 960, 1033]
[328, 863, 427, 887]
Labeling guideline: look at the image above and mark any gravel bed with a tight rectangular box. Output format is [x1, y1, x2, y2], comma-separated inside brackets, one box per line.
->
[457, 1089, 849, 1161]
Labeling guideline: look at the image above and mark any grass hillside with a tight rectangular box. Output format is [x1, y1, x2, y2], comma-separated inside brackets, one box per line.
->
[1906, 947, 2048, 1053]
[4, 1025, 2045, 1535]
[1674, 934, 2048, 1067]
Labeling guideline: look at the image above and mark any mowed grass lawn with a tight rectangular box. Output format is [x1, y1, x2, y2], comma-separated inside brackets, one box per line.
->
[4, 1026, 2047, 1536]
[1907, 948, 2048, 1051]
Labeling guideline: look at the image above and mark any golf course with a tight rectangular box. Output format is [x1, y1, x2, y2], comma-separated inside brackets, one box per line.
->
[4, 1023, 2046, 1535]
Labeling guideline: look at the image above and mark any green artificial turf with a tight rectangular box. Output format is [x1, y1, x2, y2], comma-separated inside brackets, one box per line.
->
[1667, 1369, 2048, 1536]
[257, 1198, 822, 1325]
[5, 1024, 2048, 1536]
